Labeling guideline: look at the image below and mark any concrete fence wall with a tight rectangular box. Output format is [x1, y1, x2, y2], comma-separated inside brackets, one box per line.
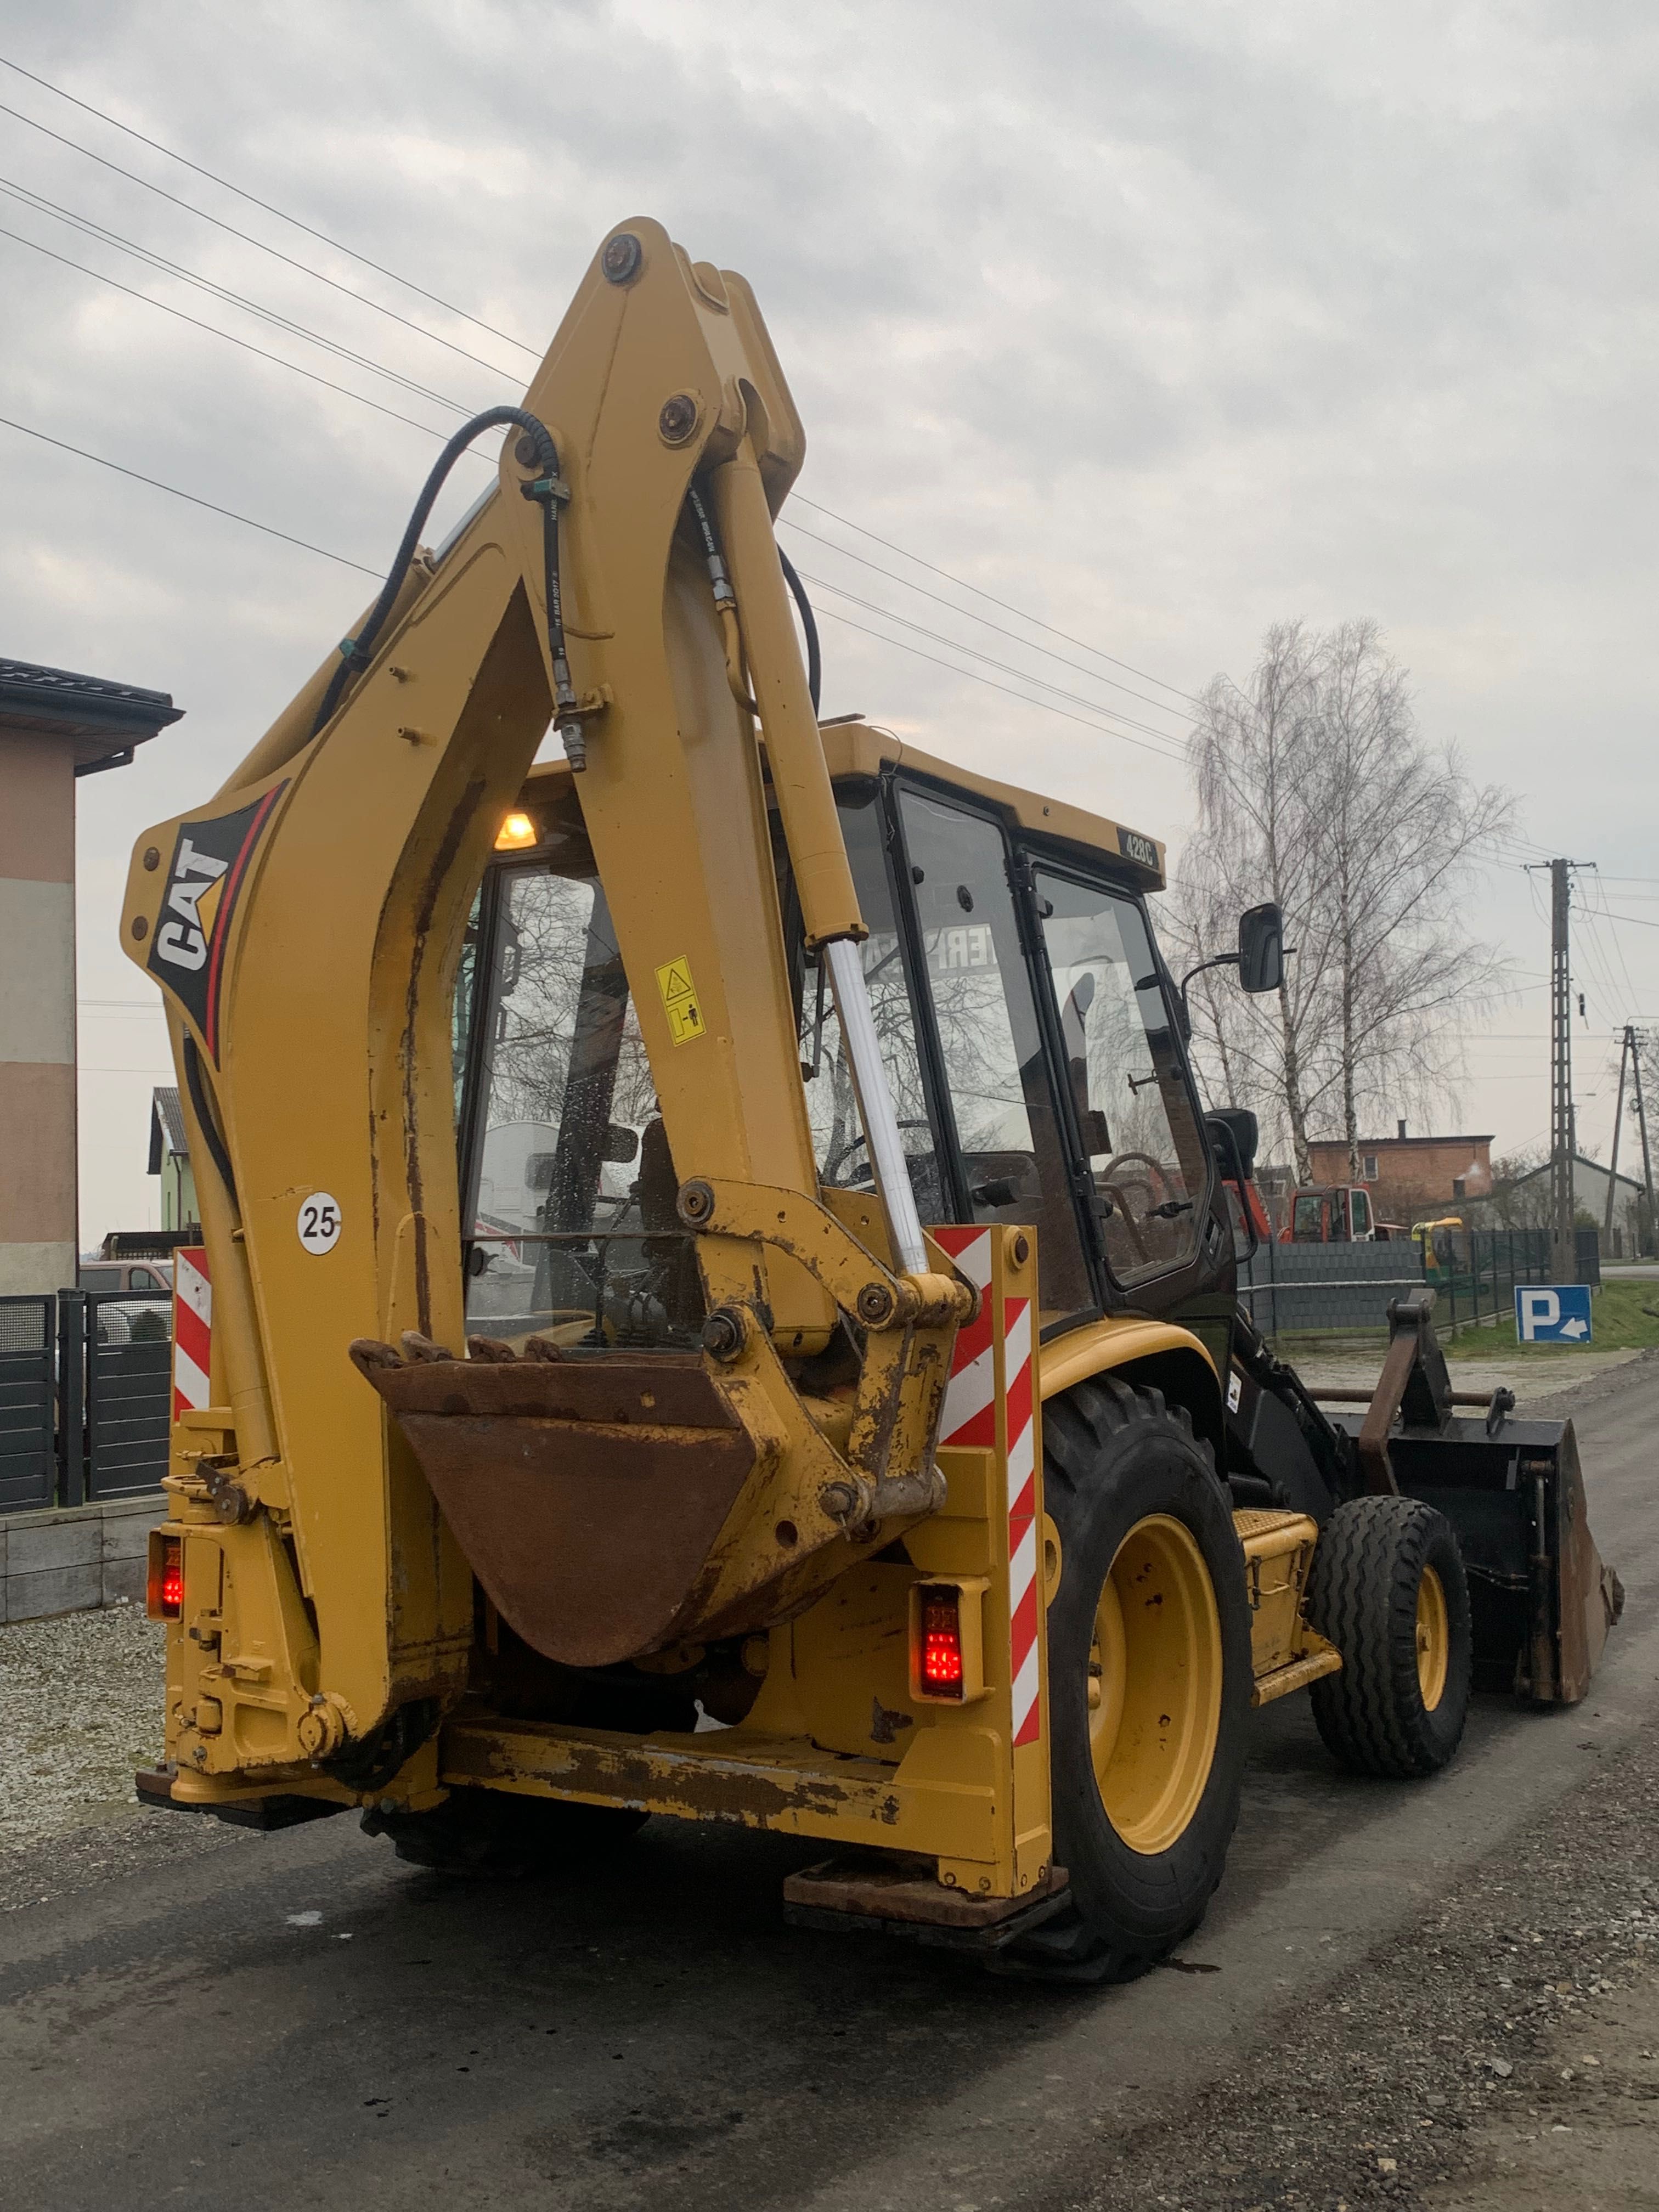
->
[0, 1493, 166, 1623]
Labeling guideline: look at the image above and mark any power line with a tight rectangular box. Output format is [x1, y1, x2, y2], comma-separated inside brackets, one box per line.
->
[791, 493, 1203, 707]
[0, 221, 469, 445]
[0, 173, 473, 413]
[778, 516, 1198, 729]
[811, 601, 1188, 762]
[0, 413, 381, 574]
[794, 568, 1190, 758]
[0, 95, 522, 379]
[0, 407, 1190, 767]
[1, 58, 1217, 727]
[0, 51, 541, 356]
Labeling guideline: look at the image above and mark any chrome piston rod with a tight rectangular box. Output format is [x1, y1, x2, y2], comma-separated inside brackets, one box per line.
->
[823, 935, 928, 1277]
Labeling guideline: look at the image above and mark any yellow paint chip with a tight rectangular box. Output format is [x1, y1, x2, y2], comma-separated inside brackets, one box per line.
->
[654, 954, 706, 1045]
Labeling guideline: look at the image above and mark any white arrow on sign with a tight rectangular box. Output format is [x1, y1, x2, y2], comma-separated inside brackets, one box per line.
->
[1561, 1316, 1589, 1339]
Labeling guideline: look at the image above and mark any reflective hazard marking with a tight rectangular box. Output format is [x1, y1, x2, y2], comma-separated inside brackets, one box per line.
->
[654, 954, 706, 1045]
[172, 1247, 212, 1420]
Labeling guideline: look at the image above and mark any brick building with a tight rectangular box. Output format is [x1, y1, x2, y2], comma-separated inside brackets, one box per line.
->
[1306, 1121, 1493, 1223]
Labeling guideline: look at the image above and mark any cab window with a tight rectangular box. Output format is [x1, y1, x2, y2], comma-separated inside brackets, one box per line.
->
[1292, 1193, 1324, 1241]
[1350, 1188, 1372, 1238]
[897, 789, 1093, 1319]
[1032, 870, 1209, 1289]
[460, 847, 699, 1347]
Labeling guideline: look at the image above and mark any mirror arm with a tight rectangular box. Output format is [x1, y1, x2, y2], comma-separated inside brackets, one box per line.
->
[1177, 951, 1240, 1023]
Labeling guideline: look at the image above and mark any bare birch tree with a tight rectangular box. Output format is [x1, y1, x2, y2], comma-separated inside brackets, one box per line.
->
[1170, 621, 1514, 1180]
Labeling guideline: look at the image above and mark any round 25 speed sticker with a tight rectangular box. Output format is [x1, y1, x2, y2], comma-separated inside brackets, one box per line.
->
[297, 1192, 342, 1255]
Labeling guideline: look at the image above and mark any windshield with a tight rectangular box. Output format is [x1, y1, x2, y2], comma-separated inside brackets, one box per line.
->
[460, 846, 701, 1348]
[1033, 870, 1209, 1289]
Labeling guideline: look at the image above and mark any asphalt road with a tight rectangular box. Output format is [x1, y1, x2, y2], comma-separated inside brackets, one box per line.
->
[4, 1357, 1657, 2212]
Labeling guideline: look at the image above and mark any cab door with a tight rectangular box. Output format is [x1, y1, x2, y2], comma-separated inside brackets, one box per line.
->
[1026, 862, 1215, 1298]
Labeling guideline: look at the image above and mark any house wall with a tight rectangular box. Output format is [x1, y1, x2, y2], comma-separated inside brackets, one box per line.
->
[1307, 1136, 1493, 1217]
[161, 1153, 199, 1231]
[0, 733, 76, 1292]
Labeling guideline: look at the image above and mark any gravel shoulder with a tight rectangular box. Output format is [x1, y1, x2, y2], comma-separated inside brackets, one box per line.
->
[0, 1600, 247, 1912]
[1069, 1711, 1659, 2212]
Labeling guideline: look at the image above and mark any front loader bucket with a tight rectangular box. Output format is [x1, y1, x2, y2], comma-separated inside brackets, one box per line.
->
[1320, 1294, 1623, 1705]
[1385, 1412, 1618, 1703]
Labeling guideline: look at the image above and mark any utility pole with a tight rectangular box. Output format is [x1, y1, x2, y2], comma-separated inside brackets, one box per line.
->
[1604, 1026, 1629, 1252]
[1634, 1029, 1656, 1259]
[1527, 857, 1583, 1282]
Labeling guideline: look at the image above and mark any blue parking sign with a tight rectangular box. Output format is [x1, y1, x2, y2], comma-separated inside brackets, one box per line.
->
[1515, 1284, 1593, 1344]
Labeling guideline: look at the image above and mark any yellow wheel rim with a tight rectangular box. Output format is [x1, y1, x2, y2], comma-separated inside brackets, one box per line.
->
[1416, 1564, 1449, 1712]
[1087, 1514, 1223, 1857]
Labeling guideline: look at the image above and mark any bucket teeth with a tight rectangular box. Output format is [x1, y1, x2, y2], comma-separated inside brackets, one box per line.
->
[400, 1330, 455, 1363]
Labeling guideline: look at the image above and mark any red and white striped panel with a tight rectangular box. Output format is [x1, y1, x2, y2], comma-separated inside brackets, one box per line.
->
[932, 1226, 1041, 1747]
[172, 1247, 212, 1421]
[934, 1226, 994, 1446]
[1001, 1293, 1040, 1745]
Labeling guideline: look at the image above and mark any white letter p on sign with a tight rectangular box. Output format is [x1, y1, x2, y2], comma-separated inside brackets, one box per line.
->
[1519, 1288, 1560, 1342]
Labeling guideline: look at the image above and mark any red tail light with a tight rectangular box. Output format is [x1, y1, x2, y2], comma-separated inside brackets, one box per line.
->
[917, 1590, 964, 1698]
[148, 1533, 183, 1620]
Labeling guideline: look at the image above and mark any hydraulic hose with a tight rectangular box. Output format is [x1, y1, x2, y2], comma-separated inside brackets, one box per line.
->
[777, 543, 822, 717]
[309, 405, 583, 761]
[684, 483, 757, 713]
[183, 1030, 239, 1215]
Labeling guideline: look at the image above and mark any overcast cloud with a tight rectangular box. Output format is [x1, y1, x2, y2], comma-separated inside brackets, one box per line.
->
[1, 1, 1654, 1235]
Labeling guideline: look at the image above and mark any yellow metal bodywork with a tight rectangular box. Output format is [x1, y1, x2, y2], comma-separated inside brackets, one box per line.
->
[1234, 1508, 1342, 1707]
[120, 220, 1317, 1910]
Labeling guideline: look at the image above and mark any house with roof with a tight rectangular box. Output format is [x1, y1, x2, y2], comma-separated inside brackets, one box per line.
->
[148, 1086, 198, 1233]
[1306, 1122, 1493, 1222]
[0, 657, 183, 1291]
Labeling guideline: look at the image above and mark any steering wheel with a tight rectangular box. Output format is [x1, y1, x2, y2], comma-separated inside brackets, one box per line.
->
[1094, 1151, 1174, 1266]
[1099, 1150, 1169, 1209]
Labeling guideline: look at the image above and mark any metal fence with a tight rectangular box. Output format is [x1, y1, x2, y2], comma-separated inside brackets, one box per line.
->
[1238, 1227, 1598, 1340]
[0, 1288, 173, 1514]
[0, 1295, 57, 1512]
[82, 1292, 173, 1499]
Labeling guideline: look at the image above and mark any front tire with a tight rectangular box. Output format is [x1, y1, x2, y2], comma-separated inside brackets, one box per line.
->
[1002, 1379, 1250, 1981]
[1305, 1496, 1472, 1778]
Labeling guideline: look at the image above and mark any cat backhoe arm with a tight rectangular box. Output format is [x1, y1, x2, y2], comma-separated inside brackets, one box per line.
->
[120, 222, 969, 1793]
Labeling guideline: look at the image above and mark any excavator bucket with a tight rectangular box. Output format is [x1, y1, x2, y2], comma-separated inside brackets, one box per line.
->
[1320, 1294, 1622, 1703]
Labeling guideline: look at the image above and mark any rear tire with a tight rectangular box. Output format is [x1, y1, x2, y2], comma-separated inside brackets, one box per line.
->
[1305, 1496, 1472, 1778]
[365, 1788, 648, 1876]
[998, 1379, 1250, 1982]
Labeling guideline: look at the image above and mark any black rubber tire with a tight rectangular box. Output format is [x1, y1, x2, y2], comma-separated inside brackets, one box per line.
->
[365, 1788, 648, 1877]
[998, 1379, 1251, 1982]
[1305, 1496, 1472, 1778]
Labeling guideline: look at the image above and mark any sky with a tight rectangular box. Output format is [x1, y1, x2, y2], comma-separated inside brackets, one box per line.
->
[0, 0, 1655, 1239]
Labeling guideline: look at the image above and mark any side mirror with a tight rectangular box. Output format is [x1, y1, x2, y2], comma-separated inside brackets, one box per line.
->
[602, 1123, 641, 1165]
[1237, 902, 1284, 994]
[1207, 1107, 1259, 1182]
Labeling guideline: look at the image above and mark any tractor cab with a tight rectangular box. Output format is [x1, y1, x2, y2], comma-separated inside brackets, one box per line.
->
[1284, 1182, 1392, 1244]
[459, 721, 1240, 1365]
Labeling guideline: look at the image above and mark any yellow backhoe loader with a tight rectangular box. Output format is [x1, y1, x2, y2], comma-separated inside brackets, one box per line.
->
[125, 222, 1620, 1981]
